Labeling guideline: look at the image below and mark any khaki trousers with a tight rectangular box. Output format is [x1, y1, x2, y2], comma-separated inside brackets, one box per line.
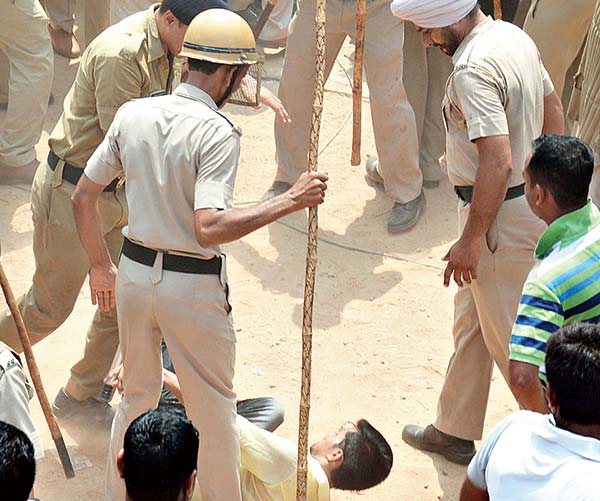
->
[403, 23, 452, 183]
[275, 0, 422, 204]
[0, 0, 53, 167]
[106, 255, 240, 501]
[434, 197, 545, 441]
[0, 159, 126, 400]
[109, 0, 151, 24]
[524, 0, 596, 98]
[45, 0, 110, 46]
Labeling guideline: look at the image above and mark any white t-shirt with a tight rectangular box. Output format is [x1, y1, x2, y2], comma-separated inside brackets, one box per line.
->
[468, 411, 600, 500]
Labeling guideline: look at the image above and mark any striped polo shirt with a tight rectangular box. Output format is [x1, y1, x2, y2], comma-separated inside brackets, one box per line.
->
[509, 201, 600, 385]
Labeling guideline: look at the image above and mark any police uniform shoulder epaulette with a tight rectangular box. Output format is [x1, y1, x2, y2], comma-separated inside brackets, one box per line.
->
[118, 32, 146, 62]
[214, 110, 242, 136]
[0, 349, 18, 374]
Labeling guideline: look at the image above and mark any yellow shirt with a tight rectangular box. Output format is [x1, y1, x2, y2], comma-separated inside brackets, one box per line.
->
[234, 416, 330, 501]
[443, 17, 554, 188]
[49, 4, 175, 168]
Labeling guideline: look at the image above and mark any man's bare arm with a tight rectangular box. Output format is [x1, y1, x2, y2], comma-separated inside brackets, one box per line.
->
[443, 135, 512, 287]
[542, 90, 564, 135]
[71, 175, 117, 312]
[508, 360, 549, 413]
[459, 477, 489, 501]
[195, 171, 328, 248]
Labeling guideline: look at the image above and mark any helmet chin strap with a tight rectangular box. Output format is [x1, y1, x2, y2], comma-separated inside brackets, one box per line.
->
[216, 66, 243, 108]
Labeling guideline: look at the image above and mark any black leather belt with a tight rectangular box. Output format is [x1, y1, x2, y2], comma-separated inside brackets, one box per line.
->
[47, 151, 120, 192]
[121, 238, 222, 275]
[454, 183, 525, 204]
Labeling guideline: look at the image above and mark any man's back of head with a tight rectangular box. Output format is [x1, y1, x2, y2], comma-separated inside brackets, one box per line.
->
[0, 421, 36, 501]
[546, 322, 600, 427]
[526, 134, 595, 214]
[118, 408, 199, 501]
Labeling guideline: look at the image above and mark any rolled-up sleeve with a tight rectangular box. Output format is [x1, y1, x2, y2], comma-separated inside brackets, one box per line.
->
[85, 106, 125, 185]
[452, 65, 509, 142]
[194, 127, 241, 210]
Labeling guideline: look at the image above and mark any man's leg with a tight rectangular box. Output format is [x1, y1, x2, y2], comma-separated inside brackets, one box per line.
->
[360, 2, 423, 231]
[106, 255, 164, 501]
[470, 198, 544, 384]
[159, 269, 241, 501]
[271, 0, 346, 189]
[83, 0, 110, 47]
[44, 0, 80, 58]
[0, 0, 52, 176]
[524, 0, 596, 99]
[237, 397, 285, 432]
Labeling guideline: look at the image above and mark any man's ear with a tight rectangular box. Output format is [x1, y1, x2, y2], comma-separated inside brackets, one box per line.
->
[327, 447, 344, 465]
[117, 449, 125, 479]
[163, 10, 178, 26]
[546, 382, 557, 413]
[185, 469, 197, 499]
[533, 183, 548, 207]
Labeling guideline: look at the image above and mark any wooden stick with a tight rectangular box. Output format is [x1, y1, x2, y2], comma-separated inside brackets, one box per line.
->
[253, 0, 276, 39]
[0, 261, 75, 479]
[351, 0, 367, 166]
[494, 0, 503, 20]
[296, 0, 327, 497]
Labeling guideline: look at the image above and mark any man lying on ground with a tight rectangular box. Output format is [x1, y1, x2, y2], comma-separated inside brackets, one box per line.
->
[106, 340, 285, 432]
[461, 322, 600, 500]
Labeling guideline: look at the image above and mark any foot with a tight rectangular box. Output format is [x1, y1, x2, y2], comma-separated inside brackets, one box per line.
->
[48, 24, 81, 59]
[0, 159, 39, 185]
[365, 155, 384, 187]
[0, 93, 54, 112]
[388, 192, 425, 233]
[52, 388, 115, 429]
[402, 424, 475, 465]
[262, 181, 292, 201]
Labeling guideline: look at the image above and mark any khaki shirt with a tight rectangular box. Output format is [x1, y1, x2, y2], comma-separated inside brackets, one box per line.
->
[443, 17, 554, 188]
[84, 83, 242, 259]
[49, 4, 175, 168]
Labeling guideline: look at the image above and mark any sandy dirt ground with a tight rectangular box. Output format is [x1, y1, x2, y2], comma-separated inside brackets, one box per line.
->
[0, 36, 518, 501]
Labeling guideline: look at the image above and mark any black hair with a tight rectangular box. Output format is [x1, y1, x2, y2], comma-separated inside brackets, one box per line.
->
[122, 408, 199, 501]
[187, 58, 224, 75]
[527, 134, 594, 210]
[546, 323, 600, 424]
[159, 0, 230, 25]
[331, 419, 393, 491]
[0, 421, 36, 501]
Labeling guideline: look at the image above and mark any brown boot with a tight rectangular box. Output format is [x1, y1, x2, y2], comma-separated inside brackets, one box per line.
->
[48, 24, 81, 59]
[402, 424, 476, 465]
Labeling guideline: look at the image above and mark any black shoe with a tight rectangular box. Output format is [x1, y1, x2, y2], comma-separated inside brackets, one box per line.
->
[388, 192, 425, 233]
[262, 181, 292, 201]
[52, 388, 115, 429]
[402, 424, 476, 465]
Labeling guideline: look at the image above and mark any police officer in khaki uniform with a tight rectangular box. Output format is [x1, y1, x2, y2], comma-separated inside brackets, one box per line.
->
[70, 9, 328, 499]
[390, 0, 564, 464]
[524, 0, 597, 100]
[570, 0, 600, 205]
[264, 0, 425, 233]
[0, 0, 53, 183]
[45, 0, 111, 58]
[0, 0, 226, 426]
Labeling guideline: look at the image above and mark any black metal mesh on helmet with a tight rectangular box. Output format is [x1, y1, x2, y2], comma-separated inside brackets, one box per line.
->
[228, 62, 262, 107]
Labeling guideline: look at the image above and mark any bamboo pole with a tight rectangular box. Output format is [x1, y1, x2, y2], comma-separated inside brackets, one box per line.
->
[350, 0, 367, 166]
[494, 0, 503, 19]
[0, 261, 75, 479]
[295, 0, 327, 497]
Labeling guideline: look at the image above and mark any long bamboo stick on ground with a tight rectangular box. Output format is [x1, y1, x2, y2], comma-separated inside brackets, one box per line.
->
[296, 0, 327, 497]
[351, 0, 367, 166]
[494, 0, 503, 19]
[0, 261, 75, 479]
